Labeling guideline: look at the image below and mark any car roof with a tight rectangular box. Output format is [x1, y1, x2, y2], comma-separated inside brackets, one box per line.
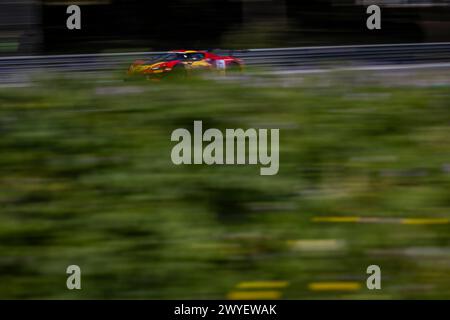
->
[170, 50, 204, 53]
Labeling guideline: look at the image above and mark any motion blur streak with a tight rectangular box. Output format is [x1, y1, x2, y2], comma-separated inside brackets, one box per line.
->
[308, 282, 362, 292]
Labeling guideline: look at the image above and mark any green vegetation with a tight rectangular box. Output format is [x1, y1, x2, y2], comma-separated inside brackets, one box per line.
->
[0, 73, 449, 299]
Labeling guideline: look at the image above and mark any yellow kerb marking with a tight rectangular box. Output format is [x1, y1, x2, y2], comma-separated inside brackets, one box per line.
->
[401, 218, 449, 225]
[236, 281, 289, 289]
[308, 282, 361, 291]
[227, 291, 282, 300]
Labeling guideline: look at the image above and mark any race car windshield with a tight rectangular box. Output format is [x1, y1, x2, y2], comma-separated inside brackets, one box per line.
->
[146, 53, 186, 63]
[185, 53, 205, 61]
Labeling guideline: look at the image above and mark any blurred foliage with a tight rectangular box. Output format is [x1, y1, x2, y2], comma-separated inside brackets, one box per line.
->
[221, 21, 300, 49]
[0, 72, 449, 299]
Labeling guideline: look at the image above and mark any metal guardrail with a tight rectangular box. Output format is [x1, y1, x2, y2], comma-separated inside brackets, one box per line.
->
[1, 42, 450, 82]
[232, 42, 450, 67]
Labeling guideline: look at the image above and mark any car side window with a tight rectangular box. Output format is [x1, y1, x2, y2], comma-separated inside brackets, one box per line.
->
[189, 53, 205, 61]
[176, 54, 188, 61]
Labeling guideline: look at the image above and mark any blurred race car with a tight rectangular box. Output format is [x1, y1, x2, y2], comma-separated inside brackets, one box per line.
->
[127, 50, 243, 80]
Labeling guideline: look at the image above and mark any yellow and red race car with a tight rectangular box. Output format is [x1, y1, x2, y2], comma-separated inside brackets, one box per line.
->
[127, 50, 243, 79]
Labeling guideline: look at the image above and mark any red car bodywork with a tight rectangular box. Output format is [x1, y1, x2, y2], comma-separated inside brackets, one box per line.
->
[127, 50, 243, 79]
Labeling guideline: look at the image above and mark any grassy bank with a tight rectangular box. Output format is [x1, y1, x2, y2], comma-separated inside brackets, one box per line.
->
[0, 73, 449, 298]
